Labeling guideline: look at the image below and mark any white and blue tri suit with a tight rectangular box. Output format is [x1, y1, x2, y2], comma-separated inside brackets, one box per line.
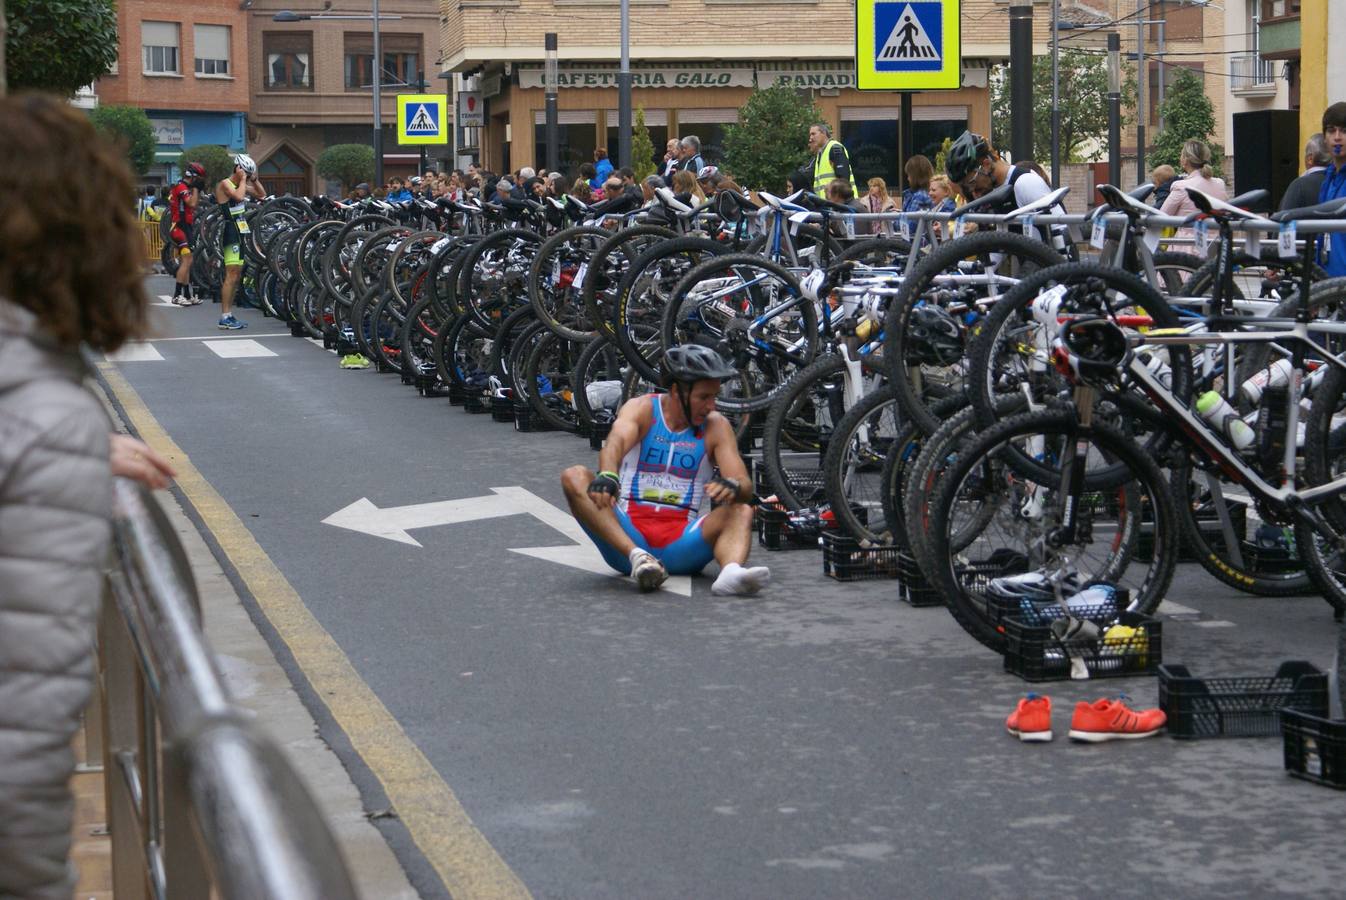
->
[583, 394, 718, 575]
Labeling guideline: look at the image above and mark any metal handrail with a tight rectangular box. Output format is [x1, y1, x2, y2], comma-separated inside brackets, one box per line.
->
[99, 478, 360, 900]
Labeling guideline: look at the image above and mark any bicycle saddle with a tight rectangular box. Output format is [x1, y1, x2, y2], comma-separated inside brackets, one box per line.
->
[1095, 183, 1161, 218]
[1270, 197, 1346, 223]
[1008, 185, 1070, 219]
[1128, 182, 1157, 202]
[796, 193, 855, 216]
[1185, 186, 1267, 219]
[655, 186, 693, 215]
[714, 189, 758, 223]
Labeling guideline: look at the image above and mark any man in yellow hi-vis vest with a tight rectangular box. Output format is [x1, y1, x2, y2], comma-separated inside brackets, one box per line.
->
[808, 122, 857, 195]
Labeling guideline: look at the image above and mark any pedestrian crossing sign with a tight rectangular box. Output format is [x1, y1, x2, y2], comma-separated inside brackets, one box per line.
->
[856, 0, 961, 90]
[397, 94, 449, 145]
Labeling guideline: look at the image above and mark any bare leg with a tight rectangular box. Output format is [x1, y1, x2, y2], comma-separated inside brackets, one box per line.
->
[176, 250, 193, 288]
[221, 266, 242, 317]
[695, 503, 755, 568]
[560, 465, 637, 556]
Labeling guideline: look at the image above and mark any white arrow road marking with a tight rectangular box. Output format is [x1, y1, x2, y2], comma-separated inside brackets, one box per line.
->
[322, 492, 523, 546]
[321, 486, 693, 596]
[492, 487, 692, 597]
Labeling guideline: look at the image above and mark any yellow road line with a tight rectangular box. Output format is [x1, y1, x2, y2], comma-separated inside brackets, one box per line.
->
[97, 362, 531, 900]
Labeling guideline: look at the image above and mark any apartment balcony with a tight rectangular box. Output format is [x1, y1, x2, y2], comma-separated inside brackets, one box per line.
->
[1230, 53, 1279, 97]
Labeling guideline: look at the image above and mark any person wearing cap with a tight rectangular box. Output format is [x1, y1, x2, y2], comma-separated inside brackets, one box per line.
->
[559, 343, 770, 596]
[350, 182, 371, 200]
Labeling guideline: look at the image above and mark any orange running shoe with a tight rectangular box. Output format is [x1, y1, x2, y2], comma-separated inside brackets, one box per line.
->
[1068, 697, 1166, 742]
[1006, 694, 1053, 742]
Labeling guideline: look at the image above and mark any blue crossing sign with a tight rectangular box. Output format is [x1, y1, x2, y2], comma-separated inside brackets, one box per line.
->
[397, 94, 449, 145]
[856, 0, 961, 90]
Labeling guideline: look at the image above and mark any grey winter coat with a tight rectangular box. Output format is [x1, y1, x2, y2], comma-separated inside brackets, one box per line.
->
[0, 299, 113, 898]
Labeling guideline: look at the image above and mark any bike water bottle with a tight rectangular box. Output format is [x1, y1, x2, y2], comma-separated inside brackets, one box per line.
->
[1196, 390, 1255, 451]
[1136, 351, 1172, 390]
[1240, 358, 1293, 405]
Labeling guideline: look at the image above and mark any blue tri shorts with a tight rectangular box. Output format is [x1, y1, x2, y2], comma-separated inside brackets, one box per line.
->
[581, 506, 715, 576]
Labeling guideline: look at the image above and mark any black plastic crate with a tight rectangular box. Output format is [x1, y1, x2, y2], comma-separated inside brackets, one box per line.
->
[589, 421, 612, 450]
[1158, 662, 1329, 739]
[512, 400, 552, 433]
[463, 392, 488, 414]
[1003, 611, 1161, 683]
[987, 587, 1130, 633]
[757, 506, 817, 551]
[1281, 710, 1346, 789]
[447, 382, 468, 405]
[490, 393, 515, 422]
[897, 553, 943, 607]
[821, 533, 901, 581]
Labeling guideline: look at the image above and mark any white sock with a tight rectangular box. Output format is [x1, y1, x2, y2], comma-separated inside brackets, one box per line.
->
[712, 562, 771, 596]
[628, 547, 651, 566]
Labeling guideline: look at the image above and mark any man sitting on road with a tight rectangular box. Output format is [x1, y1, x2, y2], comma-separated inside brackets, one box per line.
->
[561, 345, 770, 596]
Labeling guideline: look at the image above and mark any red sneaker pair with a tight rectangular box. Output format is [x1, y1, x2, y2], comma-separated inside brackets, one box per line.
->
[1006, 695, 1166, 743]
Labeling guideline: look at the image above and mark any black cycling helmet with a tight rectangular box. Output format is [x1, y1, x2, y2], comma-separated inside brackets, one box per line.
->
[661, 344, 738, 387]
[1057, 317, 1129, 386]
[946, 131, 990, 183]
[905, 305, 964, 367]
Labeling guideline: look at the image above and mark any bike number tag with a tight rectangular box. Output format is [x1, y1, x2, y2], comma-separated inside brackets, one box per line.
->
[1279, 222, 1297, 259]
[1244, 226, 1262, 260]
[953, 217, 966, 240]
[1090, 219, 1106, 250]
[430, 237, 450, 254]
[1194, 220, 1210, 256]
[575, 262, 588, 288]
[1142, 225, 1163, 254]
[788, 210, 810, 237]
[899, 214, 910, 239]
[841, 213, 856, 239]
[1022, 214, 1038, 241]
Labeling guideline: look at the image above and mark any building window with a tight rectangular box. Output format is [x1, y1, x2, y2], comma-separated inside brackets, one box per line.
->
[142, 21, 180, 74]
[264, 31, 312, 90]
[674, 109, 737, 169]
[194, 24, 230, 76]
[343, 33, 421, 90]
[1260, 0, 1300, 23]
[532, 111, 598, 182]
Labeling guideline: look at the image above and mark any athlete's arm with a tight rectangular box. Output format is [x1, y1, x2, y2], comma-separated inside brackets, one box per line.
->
[248, 175, 267, 199]
[705, 414, 751, 504]
[218, 177, 247, 202]
[592, 397, 650, 509]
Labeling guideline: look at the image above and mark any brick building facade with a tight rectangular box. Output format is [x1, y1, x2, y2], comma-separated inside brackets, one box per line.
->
[440, 0, 1060, 188]
[96, 0, 251, 184]
[246, 0, 442, 195]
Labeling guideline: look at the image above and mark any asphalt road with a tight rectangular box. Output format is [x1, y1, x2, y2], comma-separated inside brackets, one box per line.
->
[105, 275, 1346, 899]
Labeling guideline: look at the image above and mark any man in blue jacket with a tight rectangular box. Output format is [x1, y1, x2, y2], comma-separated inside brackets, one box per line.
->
[1317, 102, 1346, 277]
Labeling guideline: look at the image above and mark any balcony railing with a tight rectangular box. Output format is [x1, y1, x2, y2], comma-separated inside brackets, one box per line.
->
[1230, 53, 1279, 96]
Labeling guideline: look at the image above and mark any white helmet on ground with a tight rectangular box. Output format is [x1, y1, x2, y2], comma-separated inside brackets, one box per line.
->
[233, 153, 257, 176]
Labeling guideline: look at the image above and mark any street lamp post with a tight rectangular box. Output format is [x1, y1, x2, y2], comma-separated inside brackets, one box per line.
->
[273, 6, 403, 188]
[1108, 32, 1122, 189]
[1050, 0, 1060, 188]
[545, 33, 559, 173]
[617, 0, 632, 169]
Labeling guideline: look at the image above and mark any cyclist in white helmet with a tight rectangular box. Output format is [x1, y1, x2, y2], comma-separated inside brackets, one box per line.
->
[213, 153, 265, 329]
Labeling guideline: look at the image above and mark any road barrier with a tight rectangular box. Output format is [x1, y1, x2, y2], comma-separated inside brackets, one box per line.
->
[94, 478, 359, 900]
[142, 219, 164, 263]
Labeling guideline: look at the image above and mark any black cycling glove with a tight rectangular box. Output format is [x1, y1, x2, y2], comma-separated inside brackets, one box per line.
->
[588, 471, 621, 498]
[708, 475, 741, 499]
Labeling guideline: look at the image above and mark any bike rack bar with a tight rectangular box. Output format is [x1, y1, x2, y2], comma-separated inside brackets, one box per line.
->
[97, 478, 360, 900]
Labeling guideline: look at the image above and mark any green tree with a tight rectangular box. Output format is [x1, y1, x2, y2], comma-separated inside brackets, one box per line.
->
[316, 144, 375, 193]
[630, 106, 657, 180]
[178, 144, 236, 185]
[722, 84, 821, 193]
[990, 50, 1136, 165]
[6, 0, 118, 96]
[1151, 66, 1223, 177]
[88, 105, 156, 175]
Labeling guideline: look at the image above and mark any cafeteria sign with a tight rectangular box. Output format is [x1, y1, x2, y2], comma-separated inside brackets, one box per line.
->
[518, 67, 754, 89]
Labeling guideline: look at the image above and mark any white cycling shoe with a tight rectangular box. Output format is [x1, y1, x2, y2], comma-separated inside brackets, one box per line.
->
[629, 549, 668, 593]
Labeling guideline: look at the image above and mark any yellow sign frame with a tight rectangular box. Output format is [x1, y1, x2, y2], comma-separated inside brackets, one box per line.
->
[397, 94, 449, 145]
[855, 0, 961, 91]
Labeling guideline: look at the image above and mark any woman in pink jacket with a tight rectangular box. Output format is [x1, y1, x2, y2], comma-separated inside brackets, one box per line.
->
[1159, 140, 1228, 239]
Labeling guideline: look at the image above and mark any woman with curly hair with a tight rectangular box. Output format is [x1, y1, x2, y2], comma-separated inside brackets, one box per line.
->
[0, 92, 163, 899]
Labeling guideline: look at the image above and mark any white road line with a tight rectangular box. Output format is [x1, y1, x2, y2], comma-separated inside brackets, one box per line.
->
[106, 342, 165, 362]
[143, 332, 293, 342]
[1192, 620, 1237, 628]
[1157, 600, 1201, 617]
[203, 339, 278, 359]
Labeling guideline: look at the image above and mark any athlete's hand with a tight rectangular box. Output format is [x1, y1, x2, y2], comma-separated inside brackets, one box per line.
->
[587, 471, 620, 509]
[706, 475, 741, 505]
[109, 434, 177, 491]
